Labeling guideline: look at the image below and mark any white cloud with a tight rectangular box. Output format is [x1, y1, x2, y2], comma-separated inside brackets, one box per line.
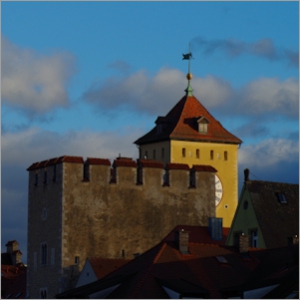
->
[83, 67, 233, 115]
[1, 37, 76, 114]
[1, 127, 141, 168]
[83, 66, 299, 120]
[239, 138, 299, 168]
[237, 77, 299, 117]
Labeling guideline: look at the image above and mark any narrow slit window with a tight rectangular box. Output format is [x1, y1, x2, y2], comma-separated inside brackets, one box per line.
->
[224, 151, 228, 161]
[53, 164, 56, 182]
[182, 148, 186, 158]
[44, 169, 47, 185]
[196, 149, 200, 159]
[210, 150, 214, 160]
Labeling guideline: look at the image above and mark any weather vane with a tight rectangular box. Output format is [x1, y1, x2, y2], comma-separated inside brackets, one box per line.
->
[182, 43, 193, 96]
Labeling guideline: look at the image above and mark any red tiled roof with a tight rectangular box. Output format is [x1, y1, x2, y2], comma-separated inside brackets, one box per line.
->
[86, 158, 111, 166]
[135, 95, 242, 145]
[88, 258, 131, 280]
[137, 159, 164, 169]
[26, 162, 41, 171]
[166, 163, 190, 170]
[1, 265, 27, 299]
[57, 155, 84, 163]
[113, 157, 138, 168]
[192, 165, 217, 172]
[27, 155, 85, 170]
[56, 225, 298, 299]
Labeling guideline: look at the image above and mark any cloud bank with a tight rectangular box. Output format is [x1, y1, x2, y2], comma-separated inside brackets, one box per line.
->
[191, 37, 299, 67]
[1, 37, 76, 115]
[82, 67, 299, 119]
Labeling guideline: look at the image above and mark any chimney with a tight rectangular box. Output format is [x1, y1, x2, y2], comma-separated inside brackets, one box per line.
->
[238, 234, 249, 254]
[6, 240, 19, 253]
[244, 168, 250, 182]
[177, 229, 190, 254]
[208, 217, 223, 240]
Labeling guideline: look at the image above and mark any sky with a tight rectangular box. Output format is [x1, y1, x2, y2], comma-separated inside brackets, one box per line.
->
[1, 1, 299, 264]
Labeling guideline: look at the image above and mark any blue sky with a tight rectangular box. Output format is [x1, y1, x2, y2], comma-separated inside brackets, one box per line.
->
[1, 1, 299, 263]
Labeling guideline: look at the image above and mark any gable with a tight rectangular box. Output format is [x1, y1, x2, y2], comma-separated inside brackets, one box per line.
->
[226, 184, 266, 248]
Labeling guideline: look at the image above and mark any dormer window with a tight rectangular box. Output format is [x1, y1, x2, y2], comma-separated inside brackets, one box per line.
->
[197, 117, 209, 134]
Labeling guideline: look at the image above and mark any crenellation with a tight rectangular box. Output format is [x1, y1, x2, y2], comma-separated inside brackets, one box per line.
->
[28, 156, 219, 190]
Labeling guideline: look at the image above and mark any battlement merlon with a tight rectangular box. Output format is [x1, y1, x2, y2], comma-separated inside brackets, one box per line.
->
[27, 155, 217, 188]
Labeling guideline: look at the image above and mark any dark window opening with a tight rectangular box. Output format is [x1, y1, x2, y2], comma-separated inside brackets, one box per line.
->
[224, 151, 228, 161]
[41, 243, 47, 265]
[277, 192, 287, 204]
[250, 230, 258, 248]
[34, 173, 38, 186]
[52, 164, 56, 182]
[43, 170, 47, 185]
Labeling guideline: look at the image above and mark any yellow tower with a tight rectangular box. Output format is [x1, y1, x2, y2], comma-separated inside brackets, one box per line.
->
[134, 57, 242, 228]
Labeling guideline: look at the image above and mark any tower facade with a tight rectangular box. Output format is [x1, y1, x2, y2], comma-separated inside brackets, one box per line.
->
[134, 75, 242, 228]
[27, 156, 217, 298]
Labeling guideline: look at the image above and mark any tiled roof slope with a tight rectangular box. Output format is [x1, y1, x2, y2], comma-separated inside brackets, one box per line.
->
[1, 265, 27, 299]
[246, 180, 299, 249]
[134, 95, 242, 145]
[89, 257, 131, 280]
[57, 226, 298, 299]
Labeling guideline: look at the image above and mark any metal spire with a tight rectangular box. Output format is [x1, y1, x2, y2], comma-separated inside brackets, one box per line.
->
[182, 43, 193, 96]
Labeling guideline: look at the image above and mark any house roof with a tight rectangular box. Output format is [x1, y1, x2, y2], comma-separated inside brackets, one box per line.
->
[245, 180, 299, 248]
[88, 257, 131, 280]
[1, 265, 27, 299]
[56, 225, 298, 299]
[134, 95, 242, 145]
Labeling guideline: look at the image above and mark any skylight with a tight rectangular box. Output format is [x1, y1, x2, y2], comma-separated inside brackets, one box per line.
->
[215, 256, 228, 264]
[276, 192, 287, 204]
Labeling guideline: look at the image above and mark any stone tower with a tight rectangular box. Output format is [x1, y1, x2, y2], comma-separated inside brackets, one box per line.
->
[27, 156, 217, 298]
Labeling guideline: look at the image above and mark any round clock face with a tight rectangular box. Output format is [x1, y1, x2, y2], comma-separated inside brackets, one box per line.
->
[215, 174, 223, 206]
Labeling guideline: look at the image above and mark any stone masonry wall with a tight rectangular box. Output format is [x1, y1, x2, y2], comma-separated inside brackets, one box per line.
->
[27, 156, 216, 297]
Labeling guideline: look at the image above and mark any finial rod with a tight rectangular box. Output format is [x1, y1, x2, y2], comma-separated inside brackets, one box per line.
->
[182, 43, 193, 96]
